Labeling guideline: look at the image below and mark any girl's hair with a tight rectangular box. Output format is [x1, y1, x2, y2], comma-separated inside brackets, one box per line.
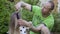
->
[9, 12, 20, 34]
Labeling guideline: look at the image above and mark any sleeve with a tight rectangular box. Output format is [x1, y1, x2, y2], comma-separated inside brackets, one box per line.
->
[31, 6, 40, 13]
[43, 15, 54, 31]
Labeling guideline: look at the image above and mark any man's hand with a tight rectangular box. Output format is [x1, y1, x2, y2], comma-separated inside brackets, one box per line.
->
[15, 1, 22, 11]
[15, 1, 31, 11]
[18, 19, 32, 27]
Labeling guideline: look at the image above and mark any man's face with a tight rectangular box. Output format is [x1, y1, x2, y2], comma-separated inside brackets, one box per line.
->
[42, 2, 51, 14]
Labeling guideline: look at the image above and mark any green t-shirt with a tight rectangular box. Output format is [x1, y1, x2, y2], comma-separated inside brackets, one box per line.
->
[30, 6, 54, 34]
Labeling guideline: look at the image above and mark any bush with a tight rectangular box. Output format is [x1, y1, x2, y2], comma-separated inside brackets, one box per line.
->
[52, 12, 60, 32]
[0, 0, 15, 34]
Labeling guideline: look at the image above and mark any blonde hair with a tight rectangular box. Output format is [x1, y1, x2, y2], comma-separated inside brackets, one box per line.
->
[9, 12, 20, 34]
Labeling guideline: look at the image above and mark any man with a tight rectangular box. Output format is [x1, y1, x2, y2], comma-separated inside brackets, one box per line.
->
[15, 1, 54, 34]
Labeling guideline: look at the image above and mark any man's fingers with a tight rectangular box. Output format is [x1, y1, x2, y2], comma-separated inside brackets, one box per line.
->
[18, 19, 26, 26]
[18, 21, 24, 26]
[18, 19, 27, 23]
[15, 2, 21, 11]
[29, 21, 32, 24]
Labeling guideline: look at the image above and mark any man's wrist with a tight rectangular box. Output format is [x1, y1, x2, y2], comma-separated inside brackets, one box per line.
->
[25, 21, 33, 29]
[29, 24, 33, 29]
[15, 1, 22, 11]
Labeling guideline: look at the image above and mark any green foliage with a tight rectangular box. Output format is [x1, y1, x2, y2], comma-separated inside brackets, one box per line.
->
[23, 0, 39, 5]
[52, 13, 60, 32]
[22, 9, 33, 21]
[0, 0, 15, 34]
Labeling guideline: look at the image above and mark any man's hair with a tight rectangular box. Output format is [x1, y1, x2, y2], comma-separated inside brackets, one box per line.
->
[49, 1, 54, 10]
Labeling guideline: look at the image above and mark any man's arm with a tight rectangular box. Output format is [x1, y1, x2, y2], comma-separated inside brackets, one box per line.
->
[29, 24, 43, 32]
[30, 24, 50, 34]
[18, 19, 50, 34]
[18, 19, 40, 32]
[15, 1, 31, 11]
